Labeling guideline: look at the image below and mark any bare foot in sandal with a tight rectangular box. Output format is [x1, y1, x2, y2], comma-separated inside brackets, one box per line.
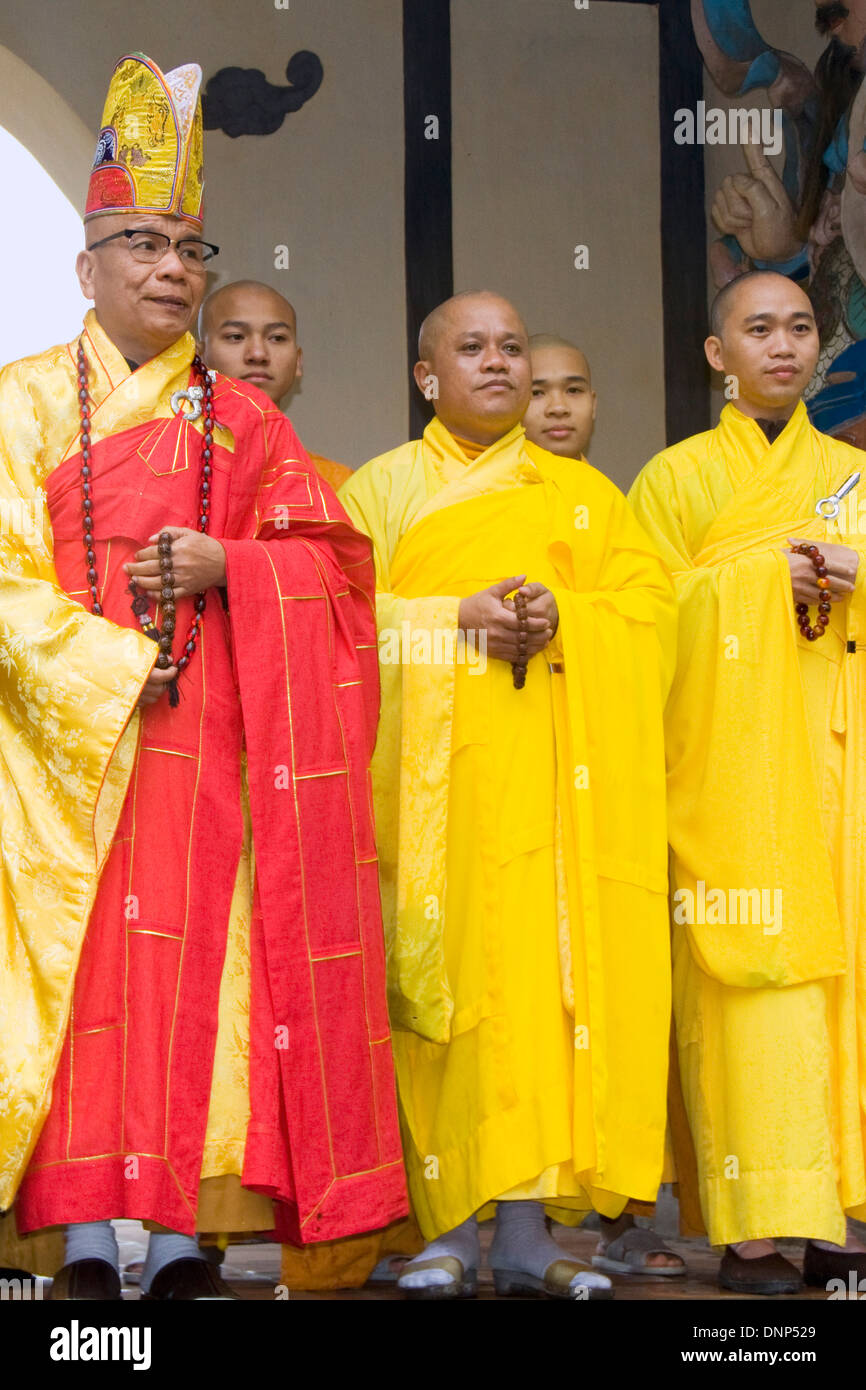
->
[595, 1212, 686, 1275]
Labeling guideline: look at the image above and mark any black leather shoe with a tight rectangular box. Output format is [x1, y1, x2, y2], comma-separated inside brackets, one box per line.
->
[718, 1246, 802, 1295]
[48, 1258, 122, 1300]
[803, 1240, 866, 1289]
[142, 1257, 240, 1300]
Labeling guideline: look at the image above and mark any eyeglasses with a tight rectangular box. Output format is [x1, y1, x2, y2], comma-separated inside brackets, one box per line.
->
[86, 228, 220, 271]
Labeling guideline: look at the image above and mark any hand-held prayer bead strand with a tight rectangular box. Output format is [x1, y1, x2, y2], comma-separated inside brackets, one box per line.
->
[77, 341, 213, 700]
[792, 542, 832, 641]
[512, 589, 529, 689]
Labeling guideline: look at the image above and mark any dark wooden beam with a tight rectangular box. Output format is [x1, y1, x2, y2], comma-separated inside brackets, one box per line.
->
[403, 0, 453, 440]
[658, 0, 709, 441]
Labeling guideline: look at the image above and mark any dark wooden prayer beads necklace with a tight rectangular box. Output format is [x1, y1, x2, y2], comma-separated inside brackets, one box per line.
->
[791, 542, 832, 641]
[76, 339, 214, 705]
[512, 589, 529, 689]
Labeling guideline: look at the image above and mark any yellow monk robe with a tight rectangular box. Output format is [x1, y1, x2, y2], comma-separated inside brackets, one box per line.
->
[336, 417, 677, 1238]
[629, 400, 866, 1247]
[0, 342, 156, 1273]
[0, 321, 267, 1254]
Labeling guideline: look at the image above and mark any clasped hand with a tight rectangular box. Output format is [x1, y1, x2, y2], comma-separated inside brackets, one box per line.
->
[126, 526, 227, 708]
[125, 526, 226, 599]
[785, 538, 859, 605]
[458, 576, 558, 663]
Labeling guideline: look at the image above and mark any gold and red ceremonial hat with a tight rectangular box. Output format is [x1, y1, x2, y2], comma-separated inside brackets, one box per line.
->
[85, 53, 204, 224]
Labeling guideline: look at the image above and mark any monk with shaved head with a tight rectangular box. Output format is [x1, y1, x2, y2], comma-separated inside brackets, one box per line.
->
[630, 269, 866, 1294]
[200, 280, 350, 489]
[340, 290, 677, 1298]
[524, 334, 597, 461]
[524, 335, 685, 1279]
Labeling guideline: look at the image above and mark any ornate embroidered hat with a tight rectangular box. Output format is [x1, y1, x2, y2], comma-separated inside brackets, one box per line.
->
[85, 53, 204, 224]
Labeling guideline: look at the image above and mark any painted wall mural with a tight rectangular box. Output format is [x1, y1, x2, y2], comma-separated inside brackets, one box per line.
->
[693, 0, 866, 446]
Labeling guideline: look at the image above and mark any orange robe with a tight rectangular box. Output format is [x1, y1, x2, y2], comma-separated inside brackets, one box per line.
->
[308, 450, 352, 491]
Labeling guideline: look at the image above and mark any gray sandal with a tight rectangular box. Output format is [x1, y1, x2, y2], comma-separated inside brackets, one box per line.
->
[492, 1257, 613, 1300]
[366, 1254, 412, 1286]
[592, 1226, 686, 1277]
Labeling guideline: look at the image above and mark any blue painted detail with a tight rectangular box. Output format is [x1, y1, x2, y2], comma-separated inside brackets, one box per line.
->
[823, 115, 849, 174]
[752, 247, 809, 275]
[702, 0, 767, 63]
[721, 233, 746, 263]
[809, 340, 866, 434]
[741, 51, 780, 94]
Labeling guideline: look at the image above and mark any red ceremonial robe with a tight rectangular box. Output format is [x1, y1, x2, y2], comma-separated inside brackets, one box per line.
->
[15, 346, 406, 1243]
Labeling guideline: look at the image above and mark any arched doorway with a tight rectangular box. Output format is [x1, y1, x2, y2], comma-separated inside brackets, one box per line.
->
[0, 45, 93, 365]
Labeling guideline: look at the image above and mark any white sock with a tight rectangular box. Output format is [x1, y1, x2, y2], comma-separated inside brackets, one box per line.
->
[397, 1215, 480, 1291]
[140, 1231, 205, 1293]
[490, 1200, 610, 1292]
[64, 1220, 120, 1270]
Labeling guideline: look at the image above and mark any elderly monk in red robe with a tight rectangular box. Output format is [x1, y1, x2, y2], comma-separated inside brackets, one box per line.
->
[0, 52, 405, 1301]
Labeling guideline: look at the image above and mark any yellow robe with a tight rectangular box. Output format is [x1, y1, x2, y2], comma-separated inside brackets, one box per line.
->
[0, 316, 270, 1270]
[338, 418, 677, 1238]
[629, 400, 866, 1246]
[0, 325, 156, 1271]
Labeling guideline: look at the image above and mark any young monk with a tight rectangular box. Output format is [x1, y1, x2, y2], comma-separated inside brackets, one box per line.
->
[523, 334, 597, 461]
[630, 270, 866, 1294]
[200, 280, 350, 489]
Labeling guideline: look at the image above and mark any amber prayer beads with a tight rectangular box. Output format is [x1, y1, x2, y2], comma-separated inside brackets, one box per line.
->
[76, 339, 214, 703]
[792, 542, 832, 642]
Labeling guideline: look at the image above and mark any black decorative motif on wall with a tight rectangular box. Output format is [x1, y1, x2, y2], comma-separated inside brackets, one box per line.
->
[202, 51, 323, 138]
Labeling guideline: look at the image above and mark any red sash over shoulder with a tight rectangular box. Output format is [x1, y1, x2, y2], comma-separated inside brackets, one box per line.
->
[219, 390, 404, 1242]
[18, 369, 406, 1242]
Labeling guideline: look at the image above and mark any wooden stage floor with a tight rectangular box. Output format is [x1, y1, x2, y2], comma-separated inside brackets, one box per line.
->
[116, 1219, 837, 1301]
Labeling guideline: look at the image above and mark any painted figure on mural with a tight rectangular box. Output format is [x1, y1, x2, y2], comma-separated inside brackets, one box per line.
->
[693, 0, 866, 446]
